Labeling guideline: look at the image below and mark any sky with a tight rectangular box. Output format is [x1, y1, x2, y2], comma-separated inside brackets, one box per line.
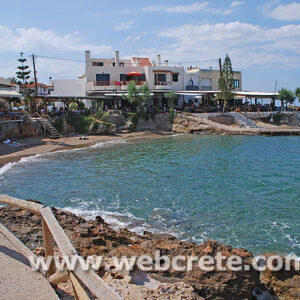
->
[0, 0, 299, 93]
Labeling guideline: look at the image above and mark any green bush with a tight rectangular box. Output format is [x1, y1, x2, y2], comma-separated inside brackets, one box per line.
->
[53, 117, 64, 133]
[169, 108, 175, 124]
[127, 112, 138, 128]
[101, 111, 110, 122]
[102, 121, 112, 127]
[272, 113, 282, 124]
[69, 102, 78, 111]
[66, 115, 92, 134]
[91, 121, 99, 133]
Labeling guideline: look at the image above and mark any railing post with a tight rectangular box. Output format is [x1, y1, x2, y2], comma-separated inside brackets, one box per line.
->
[42, 219, 56, 277]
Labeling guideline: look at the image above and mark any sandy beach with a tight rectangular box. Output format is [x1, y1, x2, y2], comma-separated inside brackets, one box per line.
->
[0, 132, 171, 165]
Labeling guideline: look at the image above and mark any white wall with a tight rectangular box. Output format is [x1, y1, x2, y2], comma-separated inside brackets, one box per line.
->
[52, 78, 92, 108]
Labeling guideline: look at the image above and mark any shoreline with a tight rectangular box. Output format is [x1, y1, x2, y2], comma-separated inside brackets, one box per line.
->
[0, 131, 172, 166]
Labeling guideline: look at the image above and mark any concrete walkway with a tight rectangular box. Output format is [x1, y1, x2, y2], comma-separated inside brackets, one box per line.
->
[192, 114, 300, 135]
[0, 232, 58, 300]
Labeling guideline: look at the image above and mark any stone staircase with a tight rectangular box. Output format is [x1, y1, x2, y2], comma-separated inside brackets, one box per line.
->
[32, 113, 62, 139]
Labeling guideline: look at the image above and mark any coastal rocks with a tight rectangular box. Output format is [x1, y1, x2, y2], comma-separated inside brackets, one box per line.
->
[0, 203, 290, 300]
[172, 114, 217, 134]
[123, 118, 136, 132]
[136, 113, 172, 132]
[87, 122, 117, 135]
[111, 238, 260, 300]
[260, 253, 300, 299]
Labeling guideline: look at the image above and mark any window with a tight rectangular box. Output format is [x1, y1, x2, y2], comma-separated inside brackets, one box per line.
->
[92, 62, 103, 66]
[119, 62, 124, 66]
[120, 74, 126, 81]
[96, 74, 110, 85]
[155, 73, 166, 85]
[200, 79, 212, 91]
[172, 73, 179, 82]
[233, 79, 239, 88]
[139, 74, 146, 81]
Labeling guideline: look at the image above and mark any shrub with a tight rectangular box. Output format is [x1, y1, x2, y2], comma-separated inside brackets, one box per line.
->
[272, 113, 282, 124]
[66, 115, 92, 134]
[69, 102, 78, 111]
[101, 111, 110, 122]
[127, 112, 138, 128]
[169, 108, 175, 124]
[91, 121, 99, 133]
[53, 117, 64, 133]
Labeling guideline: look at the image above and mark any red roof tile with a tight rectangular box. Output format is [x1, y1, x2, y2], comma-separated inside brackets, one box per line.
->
[132, 57, 152, 67]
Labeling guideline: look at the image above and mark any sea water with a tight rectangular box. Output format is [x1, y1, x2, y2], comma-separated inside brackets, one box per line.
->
[0, 135, 299, 255]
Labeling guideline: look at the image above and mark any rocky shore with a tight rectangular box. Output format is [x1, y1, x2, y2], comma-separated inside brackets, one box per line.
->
[1, 202, 299, 299]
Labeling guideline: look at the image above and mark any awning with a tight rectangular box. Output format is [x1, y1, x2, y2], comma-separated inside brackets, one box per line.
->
[105, 93, 154, 97]
[126, 72, 142, 76]
[0, 90, 22, 98]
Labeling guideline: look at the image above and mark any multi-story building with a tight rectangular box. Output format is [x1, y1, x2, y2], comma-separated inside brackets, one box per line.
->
[180, 67, 242, 109]
[185, 67, 242, 91]
[85, 50, 184, 107]
[0, 77, 21, 106]
[23, 83, 53, 96]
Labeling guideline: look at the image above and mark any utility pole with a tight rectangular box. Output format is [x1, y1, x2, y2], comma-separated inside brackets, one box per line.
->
[32, 54, 38, 96]
[218, 58, 222, 76]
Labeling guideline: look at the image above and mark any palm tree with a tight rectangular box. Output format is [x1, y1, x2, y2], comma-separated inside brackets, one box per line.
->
[122, 81, 150, 115]
[278, 88, 295, 111]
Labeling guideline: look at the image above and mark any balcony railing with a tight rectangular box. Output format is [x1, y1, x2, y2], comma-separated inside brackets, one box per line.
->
[155, 81, 171, 86]
[186, 85, 199, 91]
[94, 81, 146, 87]
[121, 81, 145, 86]
[200, 86, 212, 91]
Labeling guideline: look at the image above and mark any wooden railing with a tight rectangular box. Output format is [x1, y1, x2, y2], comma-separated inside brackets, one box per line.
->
[0, 194, 122, 300]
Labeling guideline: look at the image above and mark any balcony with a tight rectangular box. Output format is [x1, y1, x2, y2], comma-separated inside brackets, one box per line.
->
[92, 81, 146, 90]
[200, 86, 212, 91]
[186, 85, 199, 91]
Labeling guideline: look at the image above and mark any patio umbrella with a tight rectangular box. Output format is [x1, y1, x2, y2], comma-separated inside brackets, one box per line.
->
[126, 72, 142, 76]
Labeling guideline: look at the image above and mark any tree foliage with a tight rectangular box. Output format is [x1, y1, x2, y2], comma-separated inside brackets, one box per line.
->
[16, 52, 31, 87]
[122, 81, 150, 115]
[164, 92, 178, 108]
[295, 87, 300, 100]
[278, 88, 295, 110]
[217, 54, 235, 112]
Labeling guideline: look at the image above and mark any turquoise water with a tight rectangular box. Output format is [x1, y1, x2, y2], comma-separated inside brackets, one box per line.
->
[0, 135, 299, 255]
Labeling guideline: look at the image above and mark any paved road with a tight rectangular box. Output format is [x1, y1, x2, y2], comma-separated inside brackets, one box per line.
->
[0, 232, 58, 300]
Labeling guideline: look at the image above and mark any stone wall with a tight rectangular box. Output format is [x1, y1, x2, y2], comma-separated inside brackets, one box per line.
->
[243, 112, 300, 126]
[136, 113, 172, 132]
[208, 116, 235, 125]
[0, 120, 42, 141]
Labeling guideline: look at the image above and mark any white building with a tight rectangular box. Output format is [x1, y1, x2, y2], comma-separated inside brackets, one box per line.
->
[51, 77, 92, 108]
[85, 50, 184, 107]
[184, 67, 242, 92]
[179, 67, 243, 108]
[0, 78, 21, 105]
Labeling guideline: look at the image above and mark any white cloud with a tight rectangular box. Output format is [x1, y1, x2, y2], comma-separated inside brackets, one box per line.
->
[156, 22, 300, 69]
[230, 1, 245, 8]
[142, 2, 234, 15]
[114, 20, 134, 30]
[263, 1, 300, 21]
[142, 2, 209, 13]
[125, 36, 140, 43]
[0, 25, 112, 55]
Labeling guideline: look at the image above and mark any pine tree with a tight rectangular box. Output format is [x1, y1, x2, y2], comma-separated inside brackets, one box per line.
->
[217, 55, 235, 113]
[16, 52, 31, 96]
